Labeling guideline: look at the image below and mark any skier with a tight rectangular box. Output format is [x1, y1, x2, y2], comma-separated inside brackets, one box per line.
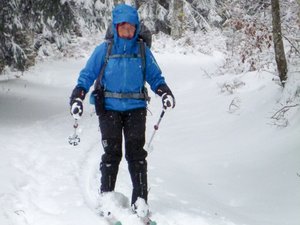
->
[69, 3, 175, 217]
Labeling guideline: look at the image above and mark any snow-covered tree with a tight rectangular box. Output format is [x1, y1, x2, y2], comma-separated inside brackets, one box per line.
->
[2, 0, 298, 76]
[0, 0, 35, 73]
[1, 0, 221, 75]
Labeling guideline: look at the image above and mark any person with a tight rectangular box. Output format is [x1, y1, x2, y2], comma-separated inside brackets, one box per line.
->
[69, 4, 175, 217]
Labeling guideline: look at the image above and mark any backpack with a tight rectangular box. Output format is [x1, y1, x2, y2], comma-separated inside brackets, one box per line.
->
[90, 23, 152, 115]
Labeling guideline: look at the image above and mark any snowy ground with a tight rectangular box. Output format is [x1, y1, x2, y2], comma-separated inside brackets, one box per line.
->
[0, 46, 300, 225]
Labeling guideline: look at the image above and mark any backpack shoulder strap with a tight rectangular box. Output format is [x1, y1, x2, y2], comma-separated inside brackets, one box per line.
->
[138, 39, 146, 84]
[94, 40, 113, 90]
[138, 39, 151, 102]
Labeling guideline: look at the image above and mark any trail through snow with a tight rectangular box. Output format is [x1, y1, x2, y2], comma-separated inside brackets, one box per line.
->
[0, 52, 299, 225]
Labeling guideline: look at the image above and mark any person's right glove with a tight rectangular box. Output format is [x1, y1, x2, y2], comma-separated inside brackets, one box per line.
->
[70, 86, 86, 119]
[70, 98, 83, 119]
[156, 84, 175, 110]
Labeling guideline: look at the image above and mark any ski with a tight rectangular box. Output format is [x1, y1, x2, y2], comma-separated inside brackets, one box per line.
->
[96, 193, 157, 225]
[103, 215, 122, 225]
[99, 211, 122, 225]
[113, 216, 156, 225]
[100, 211, 157, 225]
[107, 219, 122, 225]
[102, 213, 156, 225]
[139, 216, 157, 225]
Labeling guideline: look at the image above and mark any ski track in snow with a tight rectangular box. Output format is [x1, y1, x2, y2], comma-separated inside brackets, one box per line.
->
[1, 53, 300, 225]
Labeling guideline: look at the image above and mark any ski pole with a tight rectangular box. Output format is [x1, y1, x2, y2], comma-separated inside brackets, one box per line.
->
[68, 119, 80, 146]
[147, 109, 165, 150]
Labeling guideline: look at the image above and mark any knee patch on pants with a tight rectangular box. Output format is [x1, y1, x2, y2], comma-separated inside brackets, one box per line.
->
[101, 138, 122, 164]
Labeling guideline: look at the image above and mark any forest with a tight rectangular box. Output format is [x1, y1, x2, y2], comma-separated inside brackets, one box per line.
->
[1, 0, 299, 81]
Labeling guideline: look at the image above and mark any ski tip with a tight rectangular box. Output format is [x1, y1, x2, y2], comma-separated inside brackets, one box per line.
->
[114, 221, 122, 225]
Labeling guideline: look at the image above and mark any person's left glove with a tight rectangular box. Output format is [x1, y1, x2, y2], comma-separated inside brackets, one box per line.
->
[156, 84, 175, 110]
[162, 93, 175, 109]
[70, 86, 86, 119]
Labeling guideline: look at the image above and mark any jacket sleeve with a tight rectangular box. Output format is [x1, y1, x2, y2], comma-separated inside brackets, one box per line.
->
[144, 47, 167, 93]
[76, 43, 107, 92]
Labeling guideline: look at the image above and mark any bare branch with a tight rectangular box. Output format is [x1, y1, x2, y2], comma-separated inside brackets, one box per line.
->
[228, 97, 241, 113]
[271, 104, 299, 120]
[281, 34, 300, 56]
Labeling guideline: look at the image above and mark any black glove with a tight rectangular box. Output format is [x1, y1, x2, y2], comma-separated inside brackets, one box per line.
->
[70, 86, 86, 119]
[156, 84, 175, 110]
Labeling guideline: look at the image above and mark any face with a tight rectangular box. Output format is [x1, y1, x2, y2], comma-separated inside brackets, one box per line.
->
[117, 22, 136, 39]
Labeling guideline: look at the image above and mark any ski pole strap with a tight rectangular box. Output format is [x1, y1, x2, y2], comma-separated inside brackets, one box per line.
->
[104, 91, 146, 99]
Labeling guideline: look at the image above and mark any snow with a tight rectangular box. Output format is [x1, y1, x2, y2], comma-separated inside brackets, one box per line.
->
[1, 39, 300, 225]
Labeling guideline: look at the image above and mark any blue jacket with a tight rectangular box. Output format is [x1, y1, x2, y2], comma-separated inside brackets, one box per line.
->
[76, 4, 166, 111]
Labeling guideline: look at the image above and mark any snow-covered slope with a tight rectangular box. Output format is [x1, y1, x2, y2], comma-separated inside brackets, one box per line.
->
[0, 48, 299, 225]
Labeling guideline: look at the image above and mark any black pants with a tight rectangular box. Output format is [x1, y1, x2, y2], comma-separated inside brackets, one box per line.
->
[99, 108, 148, 205]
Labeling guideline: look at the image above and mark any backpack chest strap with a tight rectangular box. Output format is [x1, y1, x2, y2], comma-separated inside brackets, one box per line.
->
[108, 54, 142, 59]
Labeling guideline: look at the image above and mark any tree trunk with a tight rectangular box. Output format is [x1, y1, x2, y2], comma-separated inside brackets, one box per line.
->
[297, 0, 300, 20]
[271, 0, 288, 87]
[171, 0, 184, 38]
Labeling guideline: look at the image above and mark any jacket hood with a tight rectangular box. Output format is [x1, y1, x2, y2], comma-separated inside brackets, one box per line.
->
[112, 4, 139, 26]
[112, 4, 140, 49]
